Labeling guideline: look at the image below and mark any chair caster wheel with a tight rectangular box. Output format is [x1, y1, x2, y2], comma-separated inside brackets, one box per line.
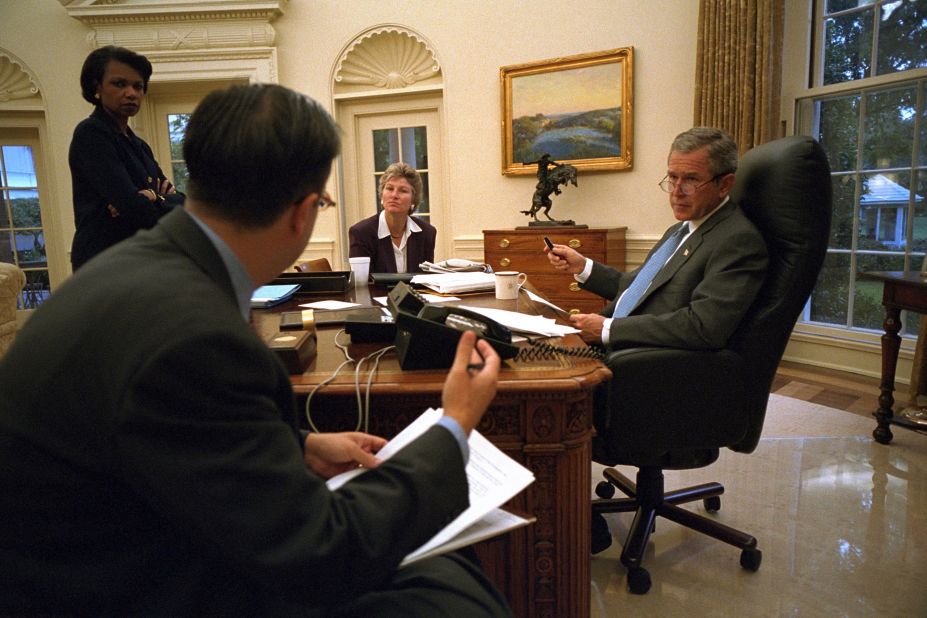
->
[740, 548, 762, 571]
[627, 566, 651, 594]
[704, 496, 721, 512]
[595, 480, 615, 499]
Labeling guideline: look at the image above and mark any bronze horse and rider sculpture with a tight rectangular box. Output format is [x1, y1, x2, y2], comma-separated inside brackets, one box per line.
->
[522, 154, 578, 226]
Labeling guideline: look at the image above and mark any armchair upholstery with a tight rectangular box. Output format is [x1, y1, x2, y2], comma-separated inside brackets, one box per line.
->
[592, 135, 832, 593]
[0, 262, 26, 357]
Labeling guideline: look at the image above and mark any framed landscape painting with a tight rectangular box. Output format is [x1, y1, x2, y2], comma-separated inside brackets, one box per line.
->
[500, 47, 633, 175]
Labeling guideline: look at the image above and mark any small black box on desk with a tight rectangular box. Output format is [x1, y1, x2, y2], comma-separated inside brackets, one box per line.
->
[265, 330, 317, 373]
[271, 271, 352, 295]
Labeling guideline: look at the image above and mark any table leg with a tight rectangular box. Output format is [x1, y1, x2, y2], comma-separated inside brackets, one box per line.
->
[873, 306, 901, 444]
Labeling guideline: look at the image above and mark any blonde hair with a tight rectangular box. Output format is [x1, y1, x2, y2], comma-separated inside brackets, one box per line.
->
[378, 162, 423, 211]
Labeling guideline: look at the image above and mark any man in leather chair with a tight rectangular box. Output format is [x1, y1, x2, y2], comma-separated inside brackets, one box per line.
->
[545, 127, 769, 552]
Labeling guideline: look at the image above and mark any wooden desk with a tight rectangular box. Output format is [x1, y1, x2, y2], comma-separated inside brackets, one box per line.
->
[252, 286, 611, 618]
[859, 271, 927, 444]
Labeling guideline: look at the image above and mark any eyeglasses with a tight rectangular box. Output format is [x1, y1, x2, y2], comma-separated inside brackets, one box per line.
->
[316, 192, 337, 209]
[658, 174, 726, 196]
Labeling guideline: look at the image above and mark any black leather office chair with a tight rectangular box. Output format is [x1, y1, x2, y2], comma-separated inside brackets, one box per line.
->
[591, 135, 832, 594]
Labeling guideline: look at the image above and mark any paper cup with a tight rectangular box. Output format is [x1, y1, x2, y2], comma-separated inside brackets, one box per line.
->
[349, 256, 371, 287]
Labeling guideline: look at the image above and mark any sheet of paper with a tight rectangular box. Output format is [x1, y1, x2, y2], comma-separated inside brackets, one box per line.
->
[299, 300, 360, 310]
[325, 408, 536, 565]
[401, 508, 535, 567]
[522, 288, 573, 318]
[457, 305, 580, 337]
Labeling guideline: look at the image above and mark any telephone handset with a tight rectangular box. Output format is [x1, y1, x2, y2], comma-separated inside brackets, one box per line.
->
[388, 282, 519, 370]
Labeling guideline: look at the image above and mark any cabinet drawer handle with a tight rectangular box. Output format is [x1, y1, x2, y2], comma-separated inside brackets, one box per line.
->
[499, 238, 510, 249]
[568, 282, 580, 292]
[569, 308, 581, 315]
[499, 257, 511, 268]
[568, 239, 582, 249]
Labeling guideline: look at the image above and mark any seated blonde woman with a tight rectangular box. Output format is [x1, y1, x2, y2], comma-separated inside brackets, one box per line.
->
[348, 162, 436, 273]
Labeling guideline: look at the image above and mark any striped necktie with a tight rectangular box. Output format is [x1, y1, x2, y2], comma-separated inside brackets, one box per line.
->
[612, 223, 688, 318]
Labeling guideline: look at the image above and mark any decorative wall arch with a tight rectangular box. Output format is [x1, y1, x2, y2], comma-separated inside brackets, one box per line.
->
[332, 25, 443, 97]
[0, 50, 42, 107]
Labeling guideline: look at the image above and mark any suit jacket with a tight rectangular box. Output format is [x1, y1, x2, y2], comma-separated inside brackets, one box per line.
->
[0, 208, 468, 615]
[348, 213, 436, 273]
[69, 106, 185, 270]
[583, 201, 768, 351]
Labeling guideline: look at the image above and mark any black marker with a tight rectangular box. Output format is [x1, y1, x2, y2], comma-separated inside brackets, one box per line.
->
[543, 236, 554, 250]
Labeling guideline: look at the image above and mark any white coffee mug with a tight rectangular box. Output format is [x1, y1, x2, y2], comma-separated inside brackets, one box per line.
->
[349, 256, 371, 287]
[494, 271, 527, 300]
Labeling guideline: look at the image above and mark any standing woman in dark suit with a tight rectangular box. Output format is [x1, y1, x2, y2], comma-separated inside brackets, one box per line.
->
[348, 162, 436, 273]
[69, 46, 184, 271]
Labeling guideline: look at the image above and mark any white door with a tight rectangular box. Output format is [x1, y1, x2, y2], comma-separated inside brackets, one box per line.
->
[338, 94, 446, 262]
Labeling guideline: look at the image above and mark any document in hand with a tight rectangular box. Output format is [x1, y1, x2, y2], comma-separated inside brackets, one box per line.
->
[325, 408, 536, 567]
[410, 272, 496, 294]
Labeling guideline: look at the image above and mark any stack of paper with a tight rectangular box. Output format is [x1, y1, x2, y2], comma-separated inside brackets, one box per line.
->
[326, 408, 535, 567]
[410, 272, 496, 294]
[250, 284, 300, 308]
[457, 305, 580, 338]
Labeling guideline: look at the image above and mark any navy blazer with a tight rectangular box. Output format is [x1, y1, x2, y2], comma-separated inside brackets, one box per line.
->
[583, 201, 769, 351]
[68, 106, 184, 270]
[0, 208, 469, 614]
[348, 213, 436, 273]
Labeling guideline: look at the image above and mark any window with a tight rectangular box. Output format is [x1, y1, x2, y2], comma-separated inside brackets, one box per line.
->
[371, 126, 431, 221]
[797, 0, 927, 336]
[167, 113, 190, 193]
[0, 143, 48, 309]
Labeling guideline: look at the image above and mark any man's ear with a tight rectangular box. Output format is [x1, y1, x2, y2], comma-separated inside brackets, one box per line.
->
[290, 193, 319, 234]
[718, 172, 736, 198]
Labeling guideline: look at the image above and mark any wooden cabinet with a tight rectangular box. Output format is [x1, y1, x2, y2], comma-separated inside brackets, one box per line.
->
[483, 227, 626, 314]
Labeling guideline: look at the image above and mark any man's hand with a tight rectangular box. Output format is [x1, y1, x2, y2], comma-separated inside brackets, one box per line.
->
[441, 330, 500, 435]
[569, 313, 606, 343]
[545, 243, 586, 274]
[304, 432, 388, 479]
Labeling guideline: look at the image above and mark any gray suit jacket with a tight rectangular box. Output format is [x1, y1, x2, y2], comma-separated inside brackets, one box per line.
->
[0, 208, 468, 614]
[583, 201, 769, 351]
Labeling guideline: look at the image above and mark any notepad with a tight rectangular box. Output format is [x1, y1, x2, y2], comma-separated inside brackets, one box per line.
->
[250, 284, 300, 308]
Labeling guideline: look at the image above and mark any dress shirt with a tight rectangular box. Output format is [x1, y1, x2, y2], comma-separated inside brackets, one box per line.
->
[377, 210, 423, 273]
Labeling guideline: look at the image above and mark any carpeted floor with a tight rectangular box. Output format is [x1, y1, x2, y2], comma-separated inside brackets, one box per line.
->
[590, 393, 927, 617]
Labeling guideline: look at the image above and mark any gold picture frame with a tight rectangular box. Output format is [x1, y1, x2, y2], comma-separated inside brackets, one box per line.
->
[500, 47, 633, 175]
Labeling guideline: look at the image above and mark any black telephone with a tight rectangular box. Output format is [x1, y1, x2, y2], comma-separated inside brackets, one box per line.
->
[387, 282, 519, 370]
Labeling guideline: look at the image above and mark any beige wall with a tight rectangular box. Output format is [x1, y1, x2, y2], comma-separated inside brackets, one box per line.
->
[0, 0, 697, 277]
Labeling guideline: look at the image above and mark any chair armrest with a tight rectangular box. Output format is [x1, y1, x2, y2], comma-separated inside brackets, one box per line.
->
[600, 347, 750, 452]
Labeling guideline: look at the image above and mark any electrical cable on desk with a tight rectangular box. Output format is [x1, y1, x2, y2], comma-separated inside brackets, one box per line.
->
[515, 337, 607, 362]
[304, 329, 396, 433]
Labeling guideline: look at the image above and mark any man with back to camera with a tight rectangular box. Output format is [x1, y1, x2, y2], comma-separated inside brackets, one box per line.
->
[545, 127, 769, 552]
[0, 83, 511, 616]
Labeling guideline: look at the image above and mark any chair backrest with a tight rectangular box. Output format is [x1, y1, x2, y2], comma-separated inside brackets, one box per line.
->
[727, 135, 832, 452]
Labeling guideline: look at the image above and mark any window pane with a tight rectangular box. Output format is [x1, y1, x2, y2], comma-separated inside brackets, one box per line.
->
[15, 230, 45, 267]
[0, 230, 12, 263]
[877, 0, 927, 77]
[0, 192, 9, 228]
[823, 8, 874, 85]
[167, 114, 190, 160]
[417, 172, 430, 216]
[10, 189, 41, 228]
[810, 252, 851, 325]
[1, 146, 36, 187]
[831, 174, 857, 249]
[920, 80, 927, 167]
[400, 126, 428, 169]
[818, 96, 860, 172]
[19, 269, 49, 310]
[863, 86, 916, 169]
[171, 162, 189, 194]
[373, 129, 399, 172]
[826, 0, 872, 12]
[854, 253, 905, 329]
[373, 175, 382, 213]
[859, 172, 911, 249]
[914, 172, 927, 252]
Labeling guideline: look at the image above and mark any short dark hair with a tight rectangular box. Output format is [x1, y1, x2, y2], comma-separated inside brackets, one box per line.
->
[80, 46, 153, 106]
[670, 127, 738, 177]
[182, 84, 341, 228]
